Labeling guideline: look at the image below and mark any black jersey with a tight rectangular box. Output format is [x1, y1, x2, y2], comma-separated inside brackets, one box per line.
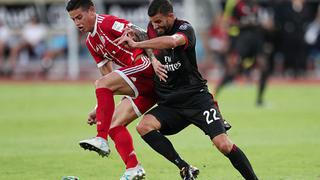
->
[231, 0, 261, 31]
[147, 19, 208, 108]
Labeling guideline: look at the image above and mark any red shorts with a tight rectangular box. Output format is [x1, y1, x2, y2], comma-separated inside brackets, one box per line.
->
[115, 55, 156, 116]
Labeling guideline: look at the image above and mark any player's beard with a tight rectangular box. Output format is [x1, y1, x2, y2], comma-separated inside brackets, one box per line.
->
[156, 26, 169, 36]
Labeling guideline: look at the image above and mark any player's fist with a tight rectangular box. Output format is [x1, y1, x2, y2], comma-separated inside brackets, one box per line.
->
[87, 108, 97, 125]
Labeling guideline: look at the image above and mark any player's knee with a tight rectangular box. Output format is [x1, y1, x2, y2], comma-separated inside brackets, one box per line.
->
[216, 141, 233, 154]
[136, 115, 157, 136]
[94, 78, 110, 89]
[94, 79, 102, 88]
[212, 134, 233, 154]
[136, 121, 150, 136]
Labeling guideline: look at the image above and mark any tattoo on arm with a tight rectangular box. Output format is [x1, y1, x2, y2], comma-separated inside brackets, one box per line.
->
[130, 24, 148, 41]
[130, 24, 156, 62]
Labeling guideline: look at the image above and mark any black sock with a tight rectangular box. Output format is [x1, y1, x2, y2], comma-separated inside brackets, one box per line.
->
[226, 144, 258, 180]
[257, 70, 269, 104]
[142, 130, 189, 169]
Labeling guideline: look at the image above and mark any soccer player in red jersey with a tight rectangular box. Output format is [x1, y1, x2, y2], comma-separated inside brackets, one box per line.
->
[66, 0, 157, 179]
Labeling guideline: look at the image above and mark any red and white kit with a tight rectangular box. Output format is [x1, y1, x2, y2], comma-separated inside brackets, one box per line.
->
[86, 14, 156, 115]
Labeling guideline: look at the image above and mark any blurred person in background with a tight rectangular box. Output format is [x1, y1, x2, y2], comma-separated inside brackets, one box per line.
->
[305, 4, 320, 75]
[40, 34, 68, 76]
[273, 0, 316, 78]
[7, 16, 47, 76]
[0, 20, 10, 76]
[189, 0, 224, 78]
[215, 0, 272, 106]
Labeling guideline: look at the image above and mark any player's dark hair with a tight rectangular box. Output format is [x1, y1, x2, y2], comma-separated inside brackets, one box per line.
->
[66, 0, 94, 12]
[148, 0, 173, 17]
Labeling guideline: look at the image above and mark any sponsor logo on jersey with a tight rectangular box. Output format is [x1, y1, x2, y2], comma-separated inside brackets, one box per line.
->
[163, 56, 181, 72]
[112, 21, 125, 32]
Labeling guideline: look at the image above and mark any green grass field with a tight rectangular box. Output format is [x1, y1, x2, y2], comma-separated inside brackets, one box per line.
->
[0, 82, 319, 180]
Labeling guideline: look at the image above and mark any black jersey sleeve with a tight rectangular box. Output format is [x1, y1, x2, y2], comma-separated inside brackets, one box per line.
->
[176, 23, 196, 49]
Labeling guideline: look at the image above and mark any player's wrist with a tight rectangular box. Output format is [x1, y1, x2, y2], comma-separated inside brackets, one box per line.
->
[150, 56, 157, 63]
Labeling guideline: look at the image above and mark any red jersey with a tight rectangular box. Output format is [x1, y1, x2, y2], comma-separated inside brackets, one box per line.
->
[86, 14, 144, 68]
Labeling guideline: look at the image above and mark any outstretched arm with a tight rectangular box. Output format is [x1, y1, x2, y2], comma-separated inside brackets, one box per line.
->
[117, 30, 187, 50]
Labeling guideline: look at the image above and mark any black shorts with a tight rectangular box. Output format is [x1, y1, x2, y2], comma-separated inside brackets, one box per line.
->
[232, 30, 264, 58]
[146, 92, 226, 139]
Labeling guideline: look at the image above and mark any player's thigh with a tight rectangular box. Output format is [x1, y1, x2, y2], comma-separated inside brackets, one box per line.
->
[129, 95, 156, 117]
[115, 59, 154, 98]
[112, 95, 156, 128]
[147, 105, 190, 136]
[96, 71, 134, 96]
[110, 97, 138, 128]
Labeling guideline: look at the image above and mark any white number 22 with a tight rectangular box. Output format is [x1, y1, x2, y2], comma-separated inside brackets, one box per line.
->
[203, 108, 220, 124]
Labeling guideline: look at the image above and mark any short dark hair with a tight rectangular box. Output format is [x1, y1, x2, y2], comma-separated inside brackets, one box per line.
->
[148, 0, 173, 17]
[66, 0, 94, 12]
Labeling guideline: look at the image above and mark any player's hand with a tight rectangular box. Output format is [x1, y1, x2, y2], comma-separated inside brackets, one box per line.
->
[151, 58, 168, 82]
[114, 30, 138, 48]
[87, 108, 97, 126]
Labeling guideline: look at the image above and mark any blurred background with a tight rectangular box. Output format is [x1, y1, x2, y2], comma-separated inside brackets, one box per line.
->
[0, 0, 320, 82]
[1, 1, 320, 179]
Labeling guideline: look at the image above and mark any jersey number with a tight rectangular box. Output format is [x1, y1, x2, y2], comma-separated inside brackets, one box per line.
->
[203, 108, 220, 124]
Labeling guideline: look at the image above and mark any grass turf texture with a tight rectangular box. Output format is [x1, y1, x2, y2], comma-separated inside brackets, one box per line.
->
[0, 82, 319, 180]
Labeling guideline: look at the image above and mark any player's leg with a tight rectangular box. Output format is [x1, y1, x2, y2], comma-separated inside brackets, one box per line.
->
[252, 31, 269, 106]
[94, 71, 135, 139]
[137, 106, 199, 179]
[79, 71, 136, 157]
[212, 134, 258, 180]
[108, 98, 146, 180]
[256, 54, 269, 106]
[93, 55, 153, 141]
[188, 92, 258, 179]
[109, 98, 139, 168]
[215, 52, 238, 96]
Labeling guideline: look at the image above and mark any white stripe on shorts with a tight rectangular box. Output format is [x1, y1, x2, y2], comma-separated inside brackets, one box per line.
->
[114, 70, 139, 98]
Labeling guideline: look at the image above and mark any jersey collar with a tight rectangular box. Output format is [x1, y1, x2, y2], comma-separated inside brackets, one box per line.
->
[90, 14, 98, 37]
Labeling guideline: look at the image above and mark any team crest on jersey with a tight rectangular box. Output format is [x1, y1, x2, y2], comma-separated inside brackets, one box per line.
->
[179, 24, 188, 30]
[112, 21, 125, 32]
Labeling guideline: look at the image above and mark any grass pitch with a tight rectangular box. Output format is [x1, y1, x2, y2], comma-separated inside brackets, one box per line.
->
[0, 81, 319, 180]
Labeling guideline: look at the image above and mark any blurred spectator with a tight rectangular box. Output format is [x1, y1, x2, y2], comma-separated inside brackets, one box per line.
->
[273, 0, 315, 78]
[0, 20, 10, 75]
[7, 16, 47, 76]
[190, 0, 223, 77]
[40, 34, 68, 76]
[305, 4, 320, 76]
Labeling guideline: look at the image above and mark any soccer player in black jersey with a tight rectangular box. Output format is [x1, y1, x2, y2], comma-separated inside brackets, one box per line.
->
[216, 0, 270, 106]
[116, 0, 258, 179]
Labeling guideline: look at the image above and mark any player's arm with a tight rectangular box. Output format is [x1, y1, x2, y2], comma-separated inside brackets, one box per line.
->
[128, 24, 157, 60]
[127, 24, 168, 81]
[137, 34, 186, 49]
[118, 33, 186, 50]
